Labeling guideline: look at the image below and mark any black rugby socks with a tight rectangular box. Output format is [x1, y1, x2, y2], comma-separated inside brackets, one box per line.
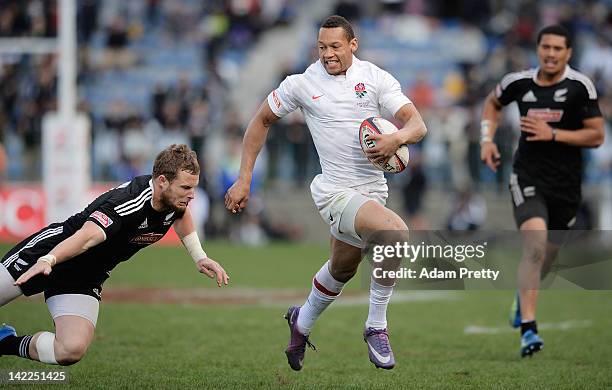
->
[0, 334, 33, 359]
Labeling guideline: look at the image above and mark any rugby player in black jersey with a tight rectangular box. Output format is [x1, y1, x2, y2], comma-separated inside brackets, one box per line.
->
[0, 144, 229, 365]
[480, 25, 604, 357]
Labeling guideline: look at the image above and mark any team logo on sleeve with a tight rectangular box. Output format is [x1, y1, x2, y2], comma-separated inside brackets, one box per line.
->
[355, 83, 367, 98]
[90, 211, 113, 228]
[272, 90, 282, 109]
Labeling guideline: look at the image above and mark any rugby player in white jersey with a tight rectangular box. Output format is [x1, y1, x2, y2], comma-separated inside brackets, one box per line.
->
[225, 15, 427, 370]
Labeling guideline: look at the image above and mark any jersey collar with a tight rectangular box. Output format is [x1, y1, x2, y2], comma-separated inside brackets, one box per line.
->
[149, 179, 155, 208]
[533, 65, 570, 86]
[318, 55, 360, 80]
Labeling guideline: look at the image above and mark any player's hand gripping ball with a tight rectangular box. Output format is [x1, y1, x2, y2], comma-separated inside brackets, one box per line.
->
[359, 117, 410, 173]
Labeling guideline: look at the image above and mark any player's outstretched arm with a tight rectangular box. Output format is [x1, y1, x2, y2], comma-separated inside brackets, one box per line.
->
[480, 91, 503, 172]
[363, 103, 427, 164]
[173, 207, 229, 287]
[14, 221, 106, 286]
[225, 100, 280, 213]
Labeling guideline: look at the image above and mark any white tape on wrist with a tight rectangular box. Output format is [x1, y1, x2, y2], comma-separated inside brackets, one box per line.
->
[38, 254, 57, 267]
[181, 231, 207, 263]
[480, 120, 491, 135]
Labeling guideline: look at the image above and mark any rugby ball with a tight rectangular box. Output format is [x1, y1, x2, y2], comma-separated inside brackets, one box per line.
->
[359, 117, 409, 173]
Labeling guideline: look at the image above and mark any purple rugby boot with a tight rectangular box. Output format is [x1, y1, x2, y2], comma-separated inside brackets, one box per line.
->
[284, 306, 316, 371]
[364, 327, 395, 369]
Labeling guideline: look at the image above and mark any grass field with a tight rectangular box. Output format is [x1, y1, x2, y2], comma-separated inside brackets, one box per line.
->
[1, 242, 611, 389]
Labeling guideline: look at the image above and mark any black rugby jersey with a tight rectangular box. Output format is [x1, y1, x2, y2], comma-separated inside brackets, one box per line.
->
[495, 66, 602, 202]
[4, 175, 184, 296]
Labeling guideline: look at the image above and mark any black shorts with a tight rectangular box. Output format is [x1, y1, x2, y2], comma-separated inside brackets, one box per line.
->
[1, 224, 104, 301]
[509, 173, 579, 232]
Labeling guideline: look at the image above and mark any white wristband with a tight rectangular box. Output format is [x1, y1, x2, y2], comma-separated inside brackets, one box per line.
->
[38, 254, 57, 267]
[181, 231, 207, 263]
[480, 120, 491, 136]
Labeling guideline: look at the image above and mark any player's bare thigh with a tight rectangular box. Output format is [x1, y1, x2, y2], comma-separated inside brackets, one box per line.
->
[355, 200, 408, 234]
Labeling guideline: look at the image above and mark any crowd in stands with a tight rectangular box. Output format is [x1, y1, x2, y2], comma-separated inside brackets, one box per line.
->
[0, 0, 611, 236]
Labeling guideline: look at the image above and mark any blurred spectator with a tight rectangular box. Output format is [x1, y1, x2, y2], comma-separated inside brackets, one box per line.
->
[446, 186, 487, 231]
[0, 132, 5, 184]
[100, 18, 137, 70]
[401, 146, 428, 229]
[407, 74, 435, 111]
[77, 0, 99, 43]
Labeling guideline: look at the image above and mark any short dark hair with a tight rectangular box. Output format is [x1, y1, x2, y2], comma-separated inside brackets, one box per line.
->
[320, 15, 355, 42]
[537, 25, 572, 48]
[153, 144, 200, 182]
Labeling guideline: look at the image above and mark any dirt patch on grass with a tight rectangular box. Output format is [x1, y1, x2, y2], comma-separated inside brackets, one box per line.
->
[101, 287, 362, 305]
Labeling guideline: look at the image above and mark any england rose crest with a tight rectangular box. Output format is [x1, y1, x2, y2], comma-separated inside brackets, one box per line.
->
[355, 82, 367, 98]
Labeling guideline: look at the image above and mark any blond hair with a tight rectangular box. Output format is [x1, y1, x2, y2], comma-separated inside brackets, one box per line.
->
[152, 144, 200, 182]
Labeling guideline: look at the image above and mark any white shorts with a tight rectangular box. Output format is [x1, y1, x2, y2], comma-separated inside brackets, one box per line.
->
[310, 174, 388, 248]
[46, 294, 99, 328]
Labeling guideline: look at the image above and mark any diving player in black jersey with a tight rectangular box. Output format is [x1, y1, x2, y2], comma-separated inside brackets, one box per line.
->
[0, 144, 229, 365]
[480, 25, 604, 357]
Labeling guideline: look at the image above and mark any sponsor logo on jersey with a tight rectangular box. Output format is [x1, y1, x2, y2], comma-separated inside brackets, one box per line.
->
[90, 211, 113, 228]
[554, 88, 568, 102]
[129, 233, 164, 245]
[526, 108, 564, 122]
[523, 186, 536, 197]
[355, 83, 367, 98]
[312, 94, 324, 100]
[272, 90, 282, 109]
[138, 218, 148, 229]
[521, 90, 538, 102]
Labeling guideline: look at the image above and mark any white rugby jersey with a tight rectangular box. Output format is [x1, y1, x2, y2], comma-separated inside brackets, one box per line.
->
[267, 56, 411, 186]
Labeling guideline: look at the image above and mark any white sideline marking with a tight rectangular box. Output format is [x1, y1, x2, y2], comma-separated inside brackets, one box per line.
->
[464, 320, 593, 334]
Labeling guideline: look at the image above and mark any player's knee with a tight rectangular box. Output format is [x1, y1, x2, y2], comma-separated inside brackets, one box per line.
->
[524, 241, 547, 264]
[329, 260, 358, 282]
[387, 214, 408, 231]
[329, 264, 357, 283]
[55, 338, 89, 365]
